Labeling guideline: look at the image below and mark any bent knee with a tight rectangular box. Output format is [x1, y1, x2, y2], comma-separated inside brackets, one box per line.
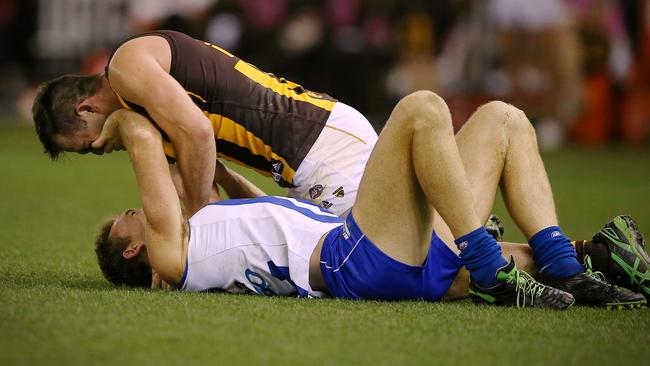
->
[477, 101, 535, 135]
[393, 90, 451, 130]
[398, 90, 447, 115]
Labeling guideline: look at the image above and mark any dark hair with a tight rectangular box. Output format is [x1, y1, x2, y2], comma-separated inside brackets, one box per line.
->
[32, 74, 103, 160]
[95, 218, 152, 288]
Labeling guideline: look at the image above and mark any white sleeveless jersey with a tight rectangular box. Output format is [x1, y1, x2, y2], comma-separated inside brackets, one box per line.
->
[178, 197, 344, 297]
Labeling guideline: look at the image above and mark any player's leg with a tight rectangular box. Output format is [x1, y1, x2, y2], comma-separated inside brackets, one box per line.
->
[436, 101, 645, 307]
[430, 101, 646, 302]
[430, 100, 567, 281]
[312, 91, 472, 299]
[347, 91, 572, 308]
[437, 100, 579, 277]
[433, 101, 560, 246]
[352, 91, 482, 265]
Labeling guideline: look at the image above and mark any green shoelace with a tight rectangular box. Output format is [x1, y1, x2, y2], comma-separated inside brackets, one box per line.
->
[584, 255, 607, 282]
[503, 269, 547, 307]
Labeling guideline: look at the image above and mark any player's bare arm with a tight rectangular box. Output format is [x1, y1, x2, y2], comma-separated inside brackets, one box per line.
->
[213, 160, 266, 198]
[168, 164, 223, 210]
[113, 109, 187, 286]
[102, 35, 216, 217]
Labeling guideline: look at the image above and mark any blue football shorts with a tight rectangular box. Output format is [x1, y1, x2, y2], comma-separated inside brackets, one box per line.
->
[320, 212, 464, 301]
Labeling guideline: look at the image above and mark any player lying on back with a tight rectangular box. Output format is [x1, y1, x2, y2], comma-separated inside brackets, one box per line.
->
[93, 91, 646, 309]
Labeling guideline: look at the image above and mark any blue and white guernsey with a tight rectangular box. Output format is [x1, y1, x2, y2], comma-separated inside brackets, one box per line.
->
[178, 196, 344, 297]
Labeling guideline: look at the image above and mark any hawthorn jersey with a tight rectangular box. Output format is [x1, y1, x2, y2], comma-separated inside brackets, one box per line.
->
[178, 197, 344, 297]
[105, 30, 337, 187]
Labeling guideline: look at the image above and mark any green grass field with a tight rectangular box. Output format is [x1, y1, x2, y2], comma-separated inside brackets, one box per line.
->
[1, 125, 649, 366]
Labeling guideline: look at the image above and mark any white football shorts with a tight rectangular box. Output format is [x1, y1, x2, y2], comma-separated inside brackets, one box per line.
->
[288, 102, 378, 216]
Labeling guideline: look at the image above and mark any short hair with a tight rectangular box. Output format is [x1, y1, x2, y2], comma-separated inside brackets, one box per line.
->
[32, 74, 103, 160]
[94, 218, 152, 288]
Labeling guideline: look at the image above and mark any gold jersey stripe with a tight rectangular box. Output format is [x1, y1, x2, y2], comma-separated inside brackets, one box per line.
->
[187, 91, 207, 103]
[234, 61, 336, 112]
[114, 91, 132, 109]
[203, 42, 235, 58]
[162, 111, 298, 185]
[208, 112, 297, 184]
[162, 140, 177, 160]
[161, 140, 273, 179]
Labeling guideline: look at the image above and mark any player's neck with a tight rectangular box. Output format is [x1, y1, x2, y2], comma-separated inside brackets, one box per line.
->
[98, 75, 122, 113]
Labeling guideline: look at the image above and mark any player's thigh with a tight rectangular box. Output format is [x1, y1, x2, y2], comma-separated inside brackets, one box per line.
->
[352, 92, 445, 265]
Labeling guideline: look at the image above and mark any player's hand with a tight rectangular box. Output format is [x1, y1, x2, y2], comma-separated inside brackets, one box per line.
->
[151, 269, 173, 290]
[151, 270, 162, 289]
[91, 112, 124, 154]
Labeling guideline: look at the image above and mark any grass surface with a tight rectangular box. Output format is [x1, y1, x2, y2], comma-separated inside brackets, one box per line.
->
[1, 125, 649, 366]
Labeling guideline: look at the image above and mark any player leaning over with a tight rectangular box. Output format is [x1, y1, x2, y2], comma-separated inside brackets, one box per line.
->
[32, 30, 377, 216]
[93, 91, 645, 309]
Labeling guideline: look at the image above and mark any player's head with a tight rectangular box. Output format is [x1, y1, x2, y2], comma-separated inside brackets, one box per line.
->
[32, 74, 108, 160]
[95, 208, 152, 288]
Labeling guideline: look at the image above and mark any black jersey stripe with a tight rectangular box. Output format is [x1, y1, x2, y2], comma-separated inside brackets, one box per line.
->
[217, 140, 295, 187]
[164, 138, 295, 188]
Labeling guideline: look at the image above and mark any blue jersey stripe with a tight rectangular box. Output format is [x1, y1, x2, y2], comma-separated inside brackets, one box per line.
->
[208, 196, 344, 224]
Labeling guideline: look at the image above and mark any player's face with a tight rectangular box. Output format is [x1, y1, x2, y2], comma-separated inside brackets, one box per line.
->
[110, 208, 146, 243]
[52, 113, 107, 154]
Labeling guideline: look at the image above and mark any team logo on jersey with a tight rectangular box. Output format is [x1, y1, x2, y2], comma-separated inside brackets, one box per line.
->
[333, 186, 345, 198]
[271, 160, 284, 182]
[322, 201, 333, 210]
[458, 241, 468, 250]
[271, 160, 284, 173]
[309, 184, 324, 199]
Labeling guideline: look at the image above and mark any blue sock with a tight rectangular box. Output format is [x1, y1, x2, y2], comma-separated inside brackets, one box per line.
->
[455, 227, 508, 288]
[529, 226, 584, 277]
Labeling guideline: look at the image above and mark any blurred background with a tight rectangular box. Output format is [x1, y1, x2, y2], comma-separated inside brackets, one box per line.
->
[1, 4, 649, 362]
[0, 0, 649, 149]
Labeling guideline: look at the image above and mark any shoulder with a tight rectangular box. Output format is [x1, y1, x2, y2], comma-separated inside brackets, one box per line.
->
[109, 35, 172, 75]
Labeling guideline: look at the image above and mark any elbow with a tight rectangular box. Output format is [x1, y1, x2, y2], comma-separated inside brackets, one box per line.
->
[178, 120, 214, 147]
[194, 123, 214, 144]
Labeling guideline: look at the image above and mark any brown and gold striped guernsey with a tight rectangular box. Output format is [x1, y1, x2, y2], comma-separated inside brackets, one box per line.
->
[105, 30, 337, 187]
